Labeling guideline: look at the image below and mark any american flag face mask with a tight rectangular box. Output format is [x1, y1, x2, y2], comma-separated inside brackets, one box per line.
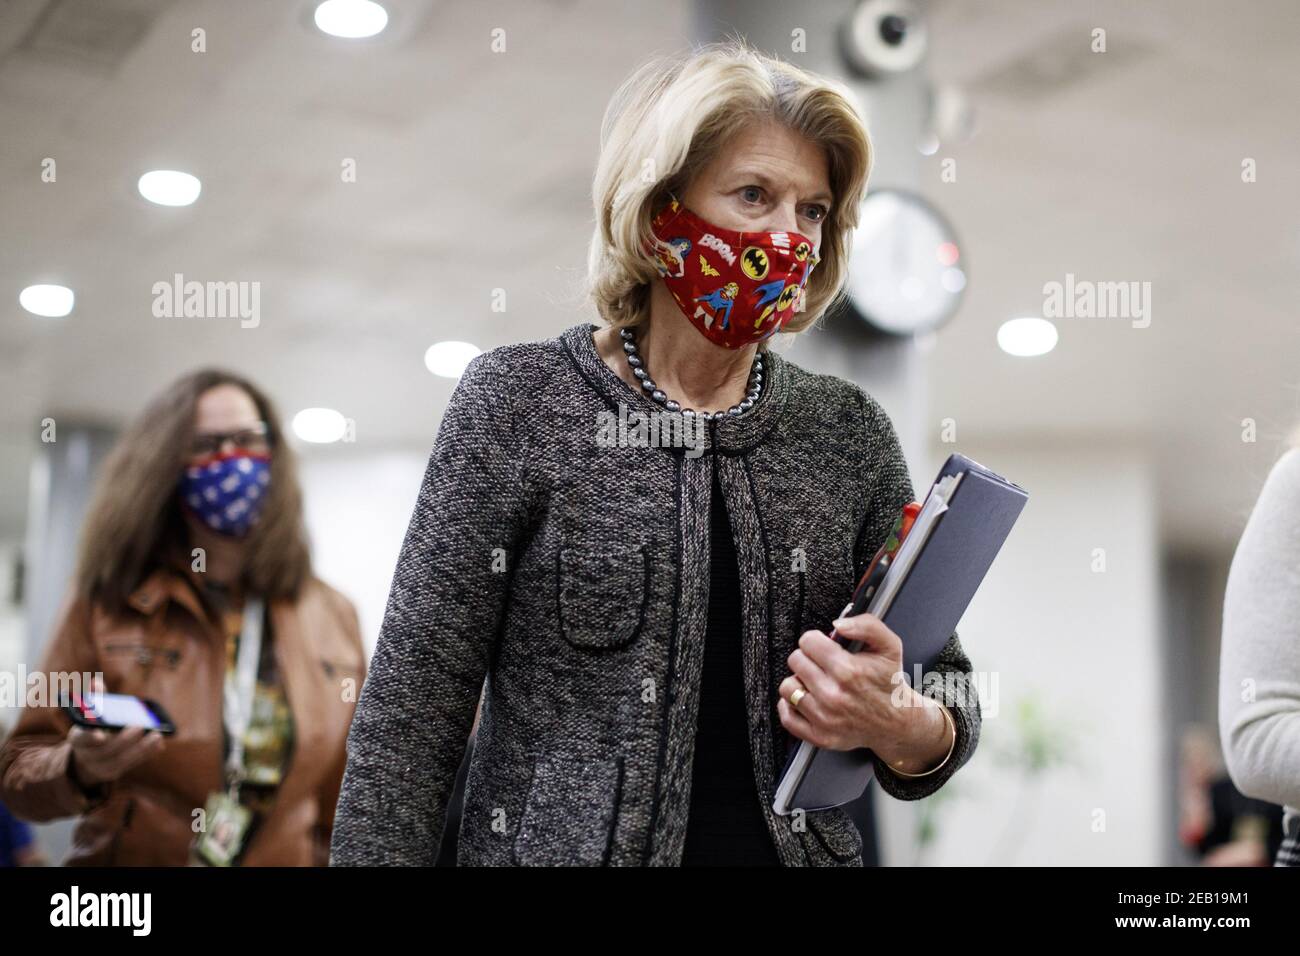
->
[178, 451, 272, 537]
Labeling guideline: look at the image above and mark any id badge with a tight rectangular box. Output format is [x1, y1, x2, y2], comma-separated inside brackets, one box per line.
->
[193, 790, 252, 867]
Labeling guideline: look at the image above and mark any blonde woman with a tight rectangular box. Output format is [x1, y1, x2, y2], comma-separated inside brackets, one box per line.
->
[332, 40, 981, 867]
[1220, 439, 1300, 866]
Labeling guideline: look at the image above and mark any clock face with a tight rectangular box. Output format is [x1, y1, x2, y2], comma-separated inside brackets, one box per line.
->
[845, 188, 966, 335]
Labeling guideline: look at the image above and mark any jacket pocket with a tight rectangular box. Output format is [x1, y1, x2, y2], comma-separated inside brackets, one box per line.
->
[103, 641, 184, 669]
[802, 809, 864, 866]
[557, 544, 647, 650]
[512, 753, 624, 866]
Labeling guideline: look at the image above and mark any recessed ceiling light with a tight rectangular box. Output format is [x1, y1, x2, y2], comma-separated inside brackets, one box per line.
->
[138, 170, 201, 207]
[997, 317, 1058, 357]
[293, 407, 348, 443]
[19, 284, 75, 317]
[940, 267, 966, 293]
[314, 0, 388, 39]
[425, 341, 482, 379]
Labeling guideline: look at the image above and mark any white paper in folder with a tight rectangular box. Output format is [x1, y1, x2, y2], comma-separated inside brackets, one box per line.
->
[772, 470, 964, 811]
[866, 471, 964, 618]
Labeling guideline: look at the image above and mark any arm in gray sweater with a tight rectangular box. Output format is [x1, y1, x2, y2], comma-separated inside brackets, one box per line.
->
[330, 352, 528, 864]
[1219, 448, 1300, 811]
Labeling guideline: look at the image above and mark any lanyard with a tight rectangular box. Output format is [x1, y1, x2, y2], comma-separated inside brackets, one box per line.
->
[223, 596, 264, 793]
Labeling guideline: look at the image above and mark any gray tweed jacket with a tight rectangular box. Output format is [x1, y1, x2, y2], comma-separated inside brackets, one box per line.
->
[330, 322, 982, 866]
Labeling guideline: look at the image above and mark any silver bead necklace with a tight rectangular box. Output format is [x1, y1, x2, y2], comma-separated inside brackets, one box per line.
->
[620, 327, 763, 421]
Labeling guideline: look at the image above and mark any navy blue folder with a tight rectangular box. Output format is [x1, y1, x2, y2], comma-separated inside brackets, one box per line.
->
[773, 452, 1029, 814]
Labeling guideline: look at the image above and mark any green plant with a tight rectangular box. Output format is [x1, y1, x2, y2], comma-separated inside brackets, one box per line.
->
[911, 691, 1080, 865]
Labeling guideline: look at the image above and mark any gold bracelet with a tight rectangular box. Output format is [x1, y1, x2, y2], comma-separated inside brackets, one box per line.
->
[888, 704, 957, 778]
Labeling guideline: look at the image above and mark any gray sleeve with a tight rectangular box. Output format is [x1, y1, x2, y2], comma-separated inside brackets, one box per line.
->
[1219, 448, 1300, 810]
[329, 352, 529, 865]
[853, 389, 982, 801]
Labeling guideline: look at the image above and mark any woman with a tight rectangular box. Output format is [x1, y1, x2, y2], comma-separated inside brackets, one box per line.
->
[1178, 725, 1282, 865]
[1219, 441, 1300, 866]
[331, 40, 981, 867]
[0, 371, 366, 865]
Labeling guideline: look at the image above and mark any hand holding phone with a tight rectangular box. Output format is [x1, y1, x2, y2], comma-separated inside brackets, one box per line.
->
[63, 677, 171, 787]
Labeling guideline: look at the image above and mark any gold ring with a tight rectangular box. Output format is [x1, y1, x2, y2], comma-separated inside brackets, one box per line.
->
[790, 687, 807, 711]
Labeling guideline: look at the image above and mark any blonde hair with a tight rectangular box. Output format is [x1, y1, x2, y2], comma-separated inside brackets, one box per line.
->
[587, 38, 873, 340]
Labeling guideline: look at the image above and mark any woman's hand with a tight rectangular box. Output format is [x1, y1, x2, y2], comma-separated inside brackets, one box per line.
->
[66, 677, 165, 787]
[68, 725, 165, 787]
[776, 612, 953, 773]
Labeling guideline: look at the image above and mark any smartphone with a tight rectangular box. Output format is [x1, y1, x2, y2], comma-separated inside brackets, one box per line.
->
[63, 690, 176, 735]
[829, 554, 891, 652]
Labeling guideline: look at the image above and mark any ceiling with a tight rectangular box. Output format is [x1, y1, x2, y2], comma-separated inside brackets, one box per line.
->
[920, 0, 1300, 549]
[1, 0, 1296, 552]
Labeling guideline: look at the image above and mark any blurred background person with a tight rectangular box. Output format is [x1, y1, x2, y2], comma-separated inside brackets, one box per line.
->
[1219, 438, 1300, 867]
[0, 719, 45, 867]
[1178, 724, 1282, 866]
[0, 370, 365, 865]
[0, 795, 44, 867]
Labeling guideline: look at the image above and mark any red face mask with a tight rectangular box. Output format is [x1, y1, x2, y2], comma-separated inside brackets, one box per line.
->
[645, 198, 821, 349]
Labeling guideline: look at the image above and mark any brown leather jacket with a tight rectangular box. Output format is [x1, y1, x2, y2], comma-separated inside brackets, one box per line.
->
[0, 563, 367, 865]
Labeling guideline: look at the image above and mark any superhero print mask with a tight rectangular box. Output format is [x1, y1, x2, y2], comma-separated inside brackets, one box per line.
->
[645, 198, 820, 349]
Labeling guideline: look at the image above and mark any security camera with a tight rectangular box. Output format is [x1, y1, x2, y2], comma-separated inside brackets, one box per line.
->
[841, 0, 928, 77]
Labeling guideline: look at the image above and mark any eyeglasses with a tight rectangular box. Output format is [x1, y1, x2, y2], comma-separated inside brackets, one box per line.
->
[188, 422, 271, 458]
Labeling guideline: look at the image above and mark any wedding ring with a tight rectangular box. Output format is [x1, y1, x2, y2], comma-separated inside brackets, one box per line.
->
[790, 687, 807, 711]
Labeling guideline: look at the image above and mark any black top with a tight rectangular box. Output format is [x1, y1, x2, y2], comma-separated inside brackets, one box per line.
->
[1196, 776, 1285, 862]
[680, 464, 782, 866]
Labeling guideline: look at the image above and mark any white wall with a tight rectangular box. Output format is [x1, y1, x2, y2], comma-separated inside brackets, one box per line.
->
[297, 449, 429, 653]
[885, 439, 1163, 865]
